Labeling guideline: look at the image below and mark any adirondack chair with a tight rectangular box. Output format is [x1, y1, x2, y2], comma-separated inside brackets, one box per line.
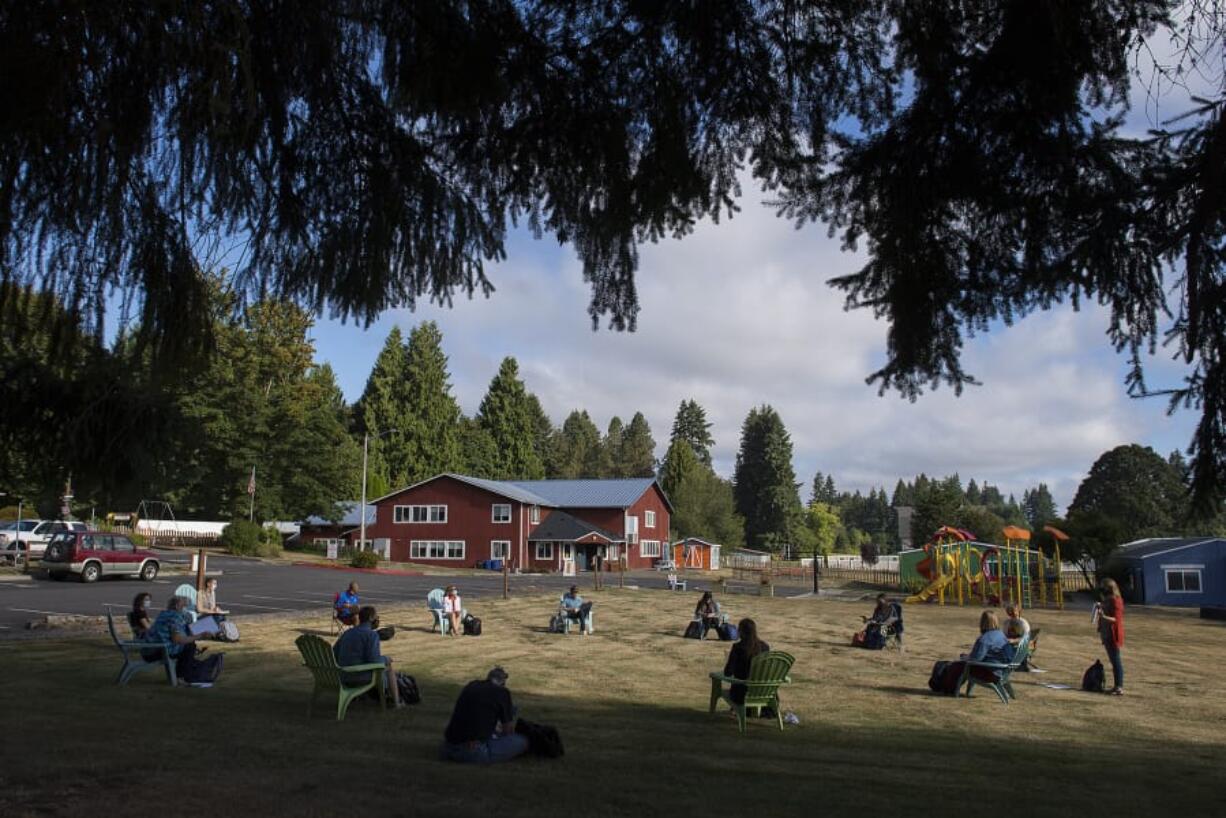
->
[708, 650, 795, 733]
[427, 588, 465, 635]
[173, 583, 199, 623]
[294, 633, 388, 721]
[959, 633, 1031, 704]
[106, 608, 177, 686]
[557, 595, 595, 634]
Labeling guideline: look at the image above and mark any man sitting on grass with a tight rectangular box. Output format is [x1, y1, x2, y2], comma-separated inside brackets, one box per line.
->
[560, 585, 593, 634]
[440, 667, 528, 764]
[333, 605, 402, 707]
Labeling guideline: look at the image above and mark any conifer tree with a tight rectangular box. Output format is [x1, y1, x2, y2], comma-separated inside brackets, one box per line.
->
[548, 410, 602, 479]
[660, 438, 701, 502]
[600, 416, 625, 479]
[476, 357, 546, 480]
[353, 327, 410, 488]
[620, 412, 658, 478]
[399, 321, 463, 483]
[733, 405, 801, 550]
[670, 399, 715, 466]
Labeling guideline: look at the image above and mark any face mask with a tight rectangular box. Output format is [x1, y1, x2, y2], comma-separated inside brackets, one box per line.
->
[142, 600, 151, 610]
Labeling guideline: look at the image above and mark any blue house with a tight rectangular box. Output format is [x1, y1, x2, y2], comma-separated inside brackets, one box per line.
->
[1111, 537, 1226, 607]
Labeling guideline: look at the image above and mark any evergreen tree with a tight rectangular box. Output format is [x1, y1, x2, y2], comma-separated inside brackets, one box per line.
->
[458, 416, 498, 478]
[1021, 483, 1058, 528]
[475, 357, 545, 479]
[601, 416, 625, 479]
[733, 405, 801, 550]
[809, 471, 837, 505]
[399, 321, 463, 483]
[660, 438, 701, 502]
[670, 465, 745, 548]
[1068, 444, 1189, 537]
[965, 478, 982, 505]
[353, 327, 410, 488]
[524, 393, 555, 474]
[548, 410, 602, 479]
[670, 399, 715, 466]
[891, 479, 913, 507]
[910, 479, 962, 546]
[620, 412, 657, 478]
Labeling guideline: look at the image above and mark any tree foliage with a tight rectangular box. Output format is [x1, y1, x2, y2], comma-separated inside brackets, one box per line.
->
[733, 405, 801, 550]
[476, 358, 546, 480]
[670, 399, 716, 467]
[1067, 444, 1191, 538]
[547, 410, 603, 479]
[619, 412, 658, 478]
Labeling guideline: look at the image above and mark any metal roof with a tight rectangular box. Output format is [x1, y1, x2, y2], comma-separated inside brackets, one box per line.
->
[1114, 537, 1225, 560]
[303, 502, 375, 528]
[527, 510, 622, 543]
[508, 477, 665, 510]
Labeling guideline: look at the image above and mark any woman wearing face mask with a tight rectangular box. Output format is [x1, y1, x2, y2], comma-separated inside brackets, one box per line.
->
[128, 592, 154, 637]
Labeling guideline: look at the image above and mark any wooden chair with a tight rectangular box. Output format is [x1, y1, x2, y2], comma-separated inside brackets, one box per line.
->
[959, 633, 1031, 704]
[294, 633, 388, 721]
[558, 596, 595, 634]
[106, 609, 177, 687]
[708, 650, 795, 733]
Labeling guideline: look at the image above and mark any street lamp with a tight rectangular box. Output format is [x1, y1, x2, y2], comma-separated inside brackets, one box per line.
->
[359, 429, 397, 554]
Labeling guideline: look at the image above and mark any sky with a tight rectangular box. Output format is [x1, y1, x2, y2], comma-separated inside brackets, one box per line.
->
[301, 24, 1213, 516]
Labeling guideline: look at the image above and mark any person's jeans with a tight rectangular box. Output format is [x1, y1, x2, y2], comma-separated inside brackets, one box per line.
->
[1102, 638, 1124, 689]
[440, 733, 530, 764]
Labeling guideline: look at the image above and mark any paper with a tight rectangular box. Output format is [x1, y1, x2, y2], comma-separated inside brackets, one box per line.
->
[189, 615, 220, 636]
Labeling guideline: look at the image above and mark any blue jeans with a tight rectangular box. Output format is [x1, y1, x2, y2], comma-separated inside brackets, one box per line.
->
[440, 733, 529, 764]
[1102, 638, 1124, 689]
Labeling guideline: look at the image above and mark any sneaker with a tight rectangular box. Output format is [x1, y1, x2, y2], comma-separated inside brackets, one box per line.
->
[783, 711, 800, 725]
[1110, 687, 1124, 696]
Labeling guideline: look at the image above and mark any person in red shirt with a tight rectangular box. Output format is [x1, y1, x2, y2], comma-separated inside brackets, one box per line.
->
[1097, 578, 1125, 695]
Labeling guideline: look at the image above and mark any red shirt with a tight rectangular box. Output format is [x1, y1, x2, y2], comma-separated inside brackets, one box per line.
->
[1100, 597, 1124, 647]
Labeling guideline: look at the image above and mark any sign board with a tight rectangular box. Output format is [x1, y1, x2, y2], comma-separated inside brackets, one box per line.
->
[563, 559, 576, 577]
[326, 541, 339, 560]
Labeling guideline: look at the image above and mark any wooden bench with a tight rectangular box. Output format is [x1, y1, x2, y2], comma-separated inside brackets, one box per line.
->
[106, 609, 177, 686]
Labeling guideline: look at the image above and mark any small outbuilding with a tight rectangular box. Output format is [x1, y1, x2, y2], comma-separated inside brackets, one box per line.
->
[672, 538, 722, 570]
[1110, 537, 1226, 607]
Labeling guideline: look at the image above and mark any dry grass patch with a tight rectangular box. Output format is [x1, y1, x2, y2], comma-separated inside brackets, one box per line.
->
[3, 589, 1224, 817]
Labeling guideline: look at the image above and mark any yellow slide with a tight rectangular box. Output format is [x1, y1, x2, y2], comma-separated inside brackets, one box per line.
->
[905, 573, 955, 604]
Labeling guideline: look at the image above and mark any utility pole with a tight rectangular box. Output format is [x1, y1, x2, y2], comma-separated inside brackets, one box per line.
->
[360, 428, 397, 555]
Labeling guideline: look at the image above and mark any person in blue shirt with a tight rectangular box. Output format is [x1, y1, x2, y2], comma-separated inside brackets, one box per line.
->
[335, 582, 360, 627]
[144, 594, 215, 682]
[955, 610, 1015, 686]
[333, 605, 402, 706]
[560, 585, 593, 634]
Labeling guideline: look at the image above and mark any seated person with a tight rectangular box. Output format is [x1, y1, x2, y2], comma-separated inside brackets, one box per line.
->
[1003, 602, 1030, 642]
[695, 591, 722, 636]
[667, 571, 682, 590]
[333, 605, 401, 707]
[145, 595, 221, 684]
[853, 593, 896, 649]
[933, 610, 1015, 694]
[335, 582, 360, 627]
[440, 667, 529, 764]
[560, 585, 593, 634]
[196, 577, 229, 619]
[443, 585, 463, 636]
[128, 592, 154, 638]
[721, 618, 770, 709]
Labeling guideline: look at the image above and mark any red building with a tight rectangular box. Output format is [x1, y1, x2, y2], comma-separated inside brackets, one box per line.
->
[367, 474, 673, 571]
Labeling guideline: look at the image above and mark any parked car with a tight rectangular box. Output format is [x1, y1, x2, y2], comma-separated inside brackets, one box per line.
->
[5, 520, 87, 556]
[0, 519, 43, 547]
[41, 530, 160, 583]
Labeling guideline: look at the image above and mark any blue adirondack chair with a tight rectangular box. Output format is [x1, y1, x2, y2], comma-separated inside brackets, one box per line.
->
[173, 583, 199, 623]
[558, 595, 595, 634]
[959, 633, 1031, 704]
[106, 608, 177, 686]
[427, 588, 465, 635]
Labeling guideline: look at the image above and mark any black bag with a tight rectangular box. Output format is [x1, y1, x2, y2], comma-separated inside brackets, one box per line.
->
[717, 622, 736, 641]
[396, 672, 421, 705]
[683, 620, 703, 639]
[184, 652, 224, 685]
[376, 625, 396, 641]
[928, 660, 961, 695]
[1082, 659, 1105, 693]
[463, 614, 482, 636]
[515, 718, 564, 758]
[549, 613, 565, 633]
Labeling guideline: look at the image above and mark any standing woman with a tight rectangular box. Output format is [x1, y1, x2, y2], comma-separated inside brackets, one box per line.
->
[723, 618, 770, 706]
[1098, 578, 1125, 695]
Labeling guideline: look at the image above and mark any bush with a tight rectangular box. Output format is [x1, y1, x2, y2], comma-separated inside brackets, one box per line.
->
[350, 549, 380, 569]
[220, 520, 281, 557]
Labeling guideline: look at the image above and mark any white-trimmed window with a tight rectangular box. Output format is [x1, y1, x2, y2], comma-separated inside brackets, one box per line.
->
[490, 540, 510, 560]
[1164, 566, 1203, 593]
[313, 537, 340, 548]
[492, 503, 512, 523]
[608, 544, 620, 561]
[530, 506, 540, 523]
[394, 504, 447, 523]
[409, 540, 465, 560]
[645, 510, 656, 528]
[640, 540, 662, 558]
[535, 542, 553, 560]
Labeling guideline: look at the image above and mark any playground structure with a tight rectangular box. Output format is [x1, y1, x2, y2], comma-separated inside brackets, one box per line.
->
[903, 525, 1067, 609]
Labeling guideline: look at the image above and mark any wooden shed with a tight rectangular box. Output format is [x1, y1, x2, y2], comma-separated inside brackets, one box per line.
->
[672, 538, 722, 570]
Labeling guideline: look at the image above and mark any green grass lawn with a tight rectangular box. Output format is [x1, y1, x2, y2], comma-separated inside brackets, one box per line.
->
[3, 589, 1224, 817]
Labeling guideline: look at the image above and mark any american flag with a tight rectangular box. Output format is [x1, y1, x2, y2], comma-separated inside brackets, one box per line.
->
[247, 466, 256, 496]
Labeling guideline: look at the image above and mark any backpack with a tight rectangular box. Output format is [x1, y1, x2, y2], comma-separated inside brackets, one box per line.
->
[463, 614, 482, 636]
[683, 620, 703, 639]
[1081, 660, 1105, 693]
[718, 622, 738, 641]
[396, 672, 421, 705]
[549, 613, 566, 633]
[927, 660, 960, 695]
[515, 718, 564, 758]
[185, 652, 224, 685]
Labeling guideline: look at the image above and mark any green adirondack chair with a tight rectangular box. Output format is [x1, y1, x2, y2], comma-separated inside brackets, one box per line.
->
[295, 633, 388, 720]
[708, 650, 795, 733]
[959, 633, 1031, 704]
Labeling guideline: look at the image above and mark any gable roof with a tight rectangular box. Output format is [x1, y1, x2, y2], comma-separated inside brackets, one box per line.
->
[1115, 537, 1226, 560]
[675, 537, 721, 548]
[303, 502, 375, 528]
[527, 510, 622, 543]
[371, 474, 671, 511]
